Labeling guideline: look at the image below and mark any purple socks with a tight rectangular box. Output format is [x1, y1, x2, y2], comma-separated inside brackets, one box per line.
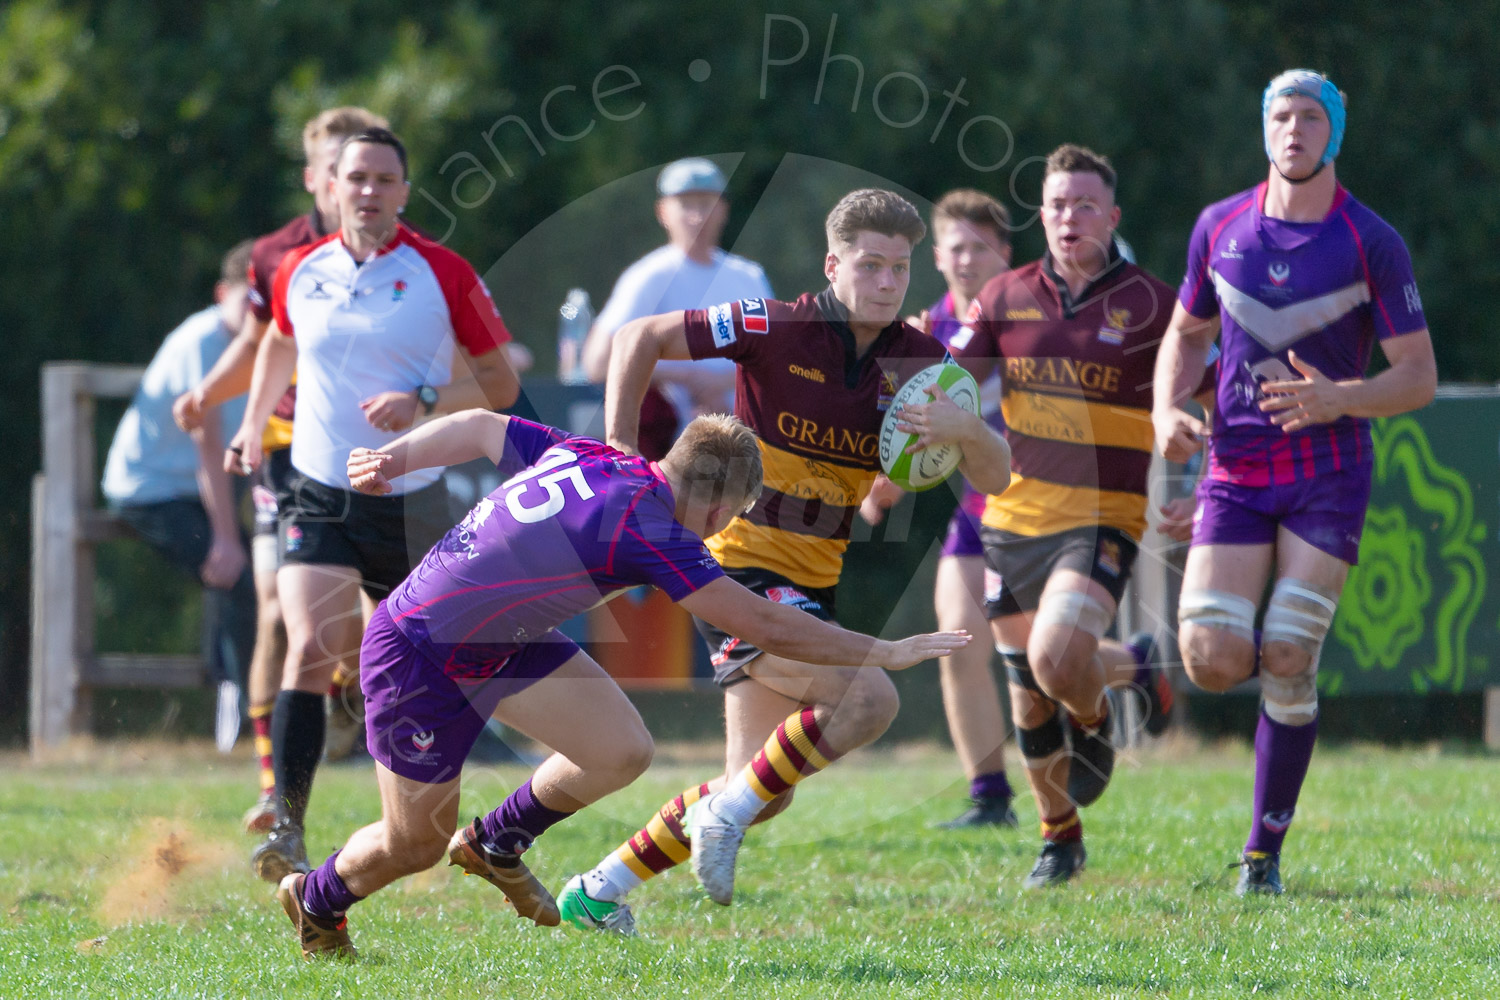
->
[477, 779, 574, 856]
[970, 770, 1013, 802]
[302, 850, 363, 920]
[1245, 708, 1318, 856]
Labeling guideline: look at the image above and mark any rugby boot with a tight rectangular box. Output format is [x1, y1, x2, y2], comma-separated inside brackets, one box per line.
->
[252, 820, 313, 883]
[935, 795, 1019, 830]
[277, 873, 356, 959]
[557, 874, 637, 936]
[447, 818, 560, 926]
[1234, 850, 1284, 896]
[241, 789, 277, 834]
[687, 792, 746, 905]
[1021, 839, 1087, 889]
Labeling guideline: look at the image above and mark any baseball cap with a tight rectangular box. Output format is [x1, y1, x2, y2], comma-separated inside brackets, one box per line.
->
[657, 158, 727, 197]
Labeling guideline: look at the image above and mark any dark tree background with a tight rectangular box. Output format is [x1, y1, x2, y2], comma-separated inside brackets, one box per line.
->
[4, 0, 1498, 741]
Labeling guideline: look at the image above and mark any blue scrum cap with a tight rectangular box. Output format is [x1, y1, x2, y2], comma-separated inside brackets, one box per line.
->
[1262, 69, 1346, 166]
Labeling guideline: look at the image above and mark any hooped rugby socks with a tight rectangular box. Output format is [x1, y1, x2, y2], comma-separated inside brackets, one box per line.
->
[301, 849, 364, 920]
[1245, 708, 1318, 857]
[271, 689, 325, 825]
[1041, 808, 1082, 844]
[602, 782, 711, 893]
[478, 778, 574, 860]
[249, 701, 276, 793]
[714, 707, 840, 827]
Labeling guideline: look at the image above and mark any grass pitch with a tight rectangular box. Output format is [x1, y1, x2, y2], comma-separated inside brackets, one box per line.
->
[3, 739, 1498, 998]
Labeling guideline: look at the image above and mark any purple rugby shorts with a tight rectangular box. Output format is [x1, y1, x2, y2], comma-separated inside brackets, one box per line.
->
[361, 601, 579, 784]
[940, 487, 988, 560]
[1192, 464, 1373, 565]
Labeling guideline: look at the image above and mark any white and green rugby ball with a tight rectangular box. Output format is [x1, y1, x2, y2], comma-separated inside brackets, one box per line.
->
[878, 362, 981, 491]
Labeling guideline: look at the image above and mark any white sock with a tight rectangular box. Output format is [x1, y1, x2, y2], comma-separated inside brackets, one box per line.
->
[583, 855, 641, 903]
[706, 776, 768, 828]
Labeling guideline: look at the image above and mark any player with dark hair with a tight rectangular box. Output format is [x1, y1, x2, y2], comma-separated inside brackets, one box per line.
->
[560, 188, 1011, 931]
[273, 409, 972, 957]
[1153, 70, 1435, 895]
[174, 106, 390, 830]
[954, 144, 1181, 888]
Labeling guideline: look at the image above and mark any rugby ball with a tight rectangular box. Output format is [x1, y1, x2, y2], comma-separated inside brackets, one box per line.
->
[879, 363, 981, 491]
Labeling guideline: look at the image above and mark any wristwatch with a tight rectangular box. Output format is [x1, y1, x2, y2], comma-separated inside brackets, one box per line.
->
[417, 384, 439, 415]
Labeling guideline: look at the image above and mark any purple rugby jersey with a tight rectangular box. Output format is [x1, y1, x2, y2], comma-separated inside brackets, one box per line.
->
[1179, 183, 1426, 487]
[383, 418, 723, 680]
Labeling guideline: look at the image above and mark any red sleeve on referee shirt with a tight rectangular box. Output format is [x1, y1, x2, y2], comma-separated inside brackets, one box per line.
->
[406, 230, 511, 357]
[269, 240, 322, 338]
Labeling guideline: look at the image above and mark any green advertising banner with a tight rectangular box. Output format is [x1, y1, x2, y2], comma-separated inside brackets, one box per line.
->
[1321, 390, 1500, 695]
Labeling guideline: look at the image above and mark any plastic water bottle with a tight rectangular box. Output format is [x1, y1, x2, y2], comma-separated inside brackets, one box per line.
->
[557, 288, 593, 385]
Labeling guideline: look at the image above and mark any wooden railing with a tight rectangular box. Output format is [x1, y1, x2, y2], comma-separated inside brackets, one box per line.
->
[30, 363, 203, 757]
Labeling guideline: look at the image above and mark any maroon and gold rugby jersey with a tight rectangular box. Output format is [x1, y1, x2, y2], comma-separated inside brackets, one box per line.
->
[683, 290, 947, 589]
[245, 213, 331, 452]
[954, 254, 1175, 541]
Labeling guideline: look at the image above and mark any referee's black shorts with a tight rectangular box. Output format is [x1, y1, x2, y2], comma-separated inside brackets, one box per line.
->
[278, 468, 455, 599]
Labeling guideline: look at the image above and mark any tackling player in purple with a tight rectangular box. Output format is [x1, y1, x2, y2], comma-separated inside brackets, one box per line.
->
[272, 408, 973, 958]
[1153, 70, 1436, 896]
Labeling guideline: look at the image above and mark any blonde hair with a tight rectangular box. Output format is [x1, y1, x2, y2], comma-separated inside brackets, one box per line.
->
[301, 107, 389, 164]
[219, 238, 255, 287]
[932, 188, 1011, 245]
[664, 413, 764, 513]
[825, 189, 926, 254]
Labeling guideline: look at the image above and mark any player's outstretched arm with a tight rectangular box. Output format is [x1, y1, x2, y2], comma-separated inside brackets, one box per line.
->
[1152, 303, 1219, 463]
[603, 312, 692, 455]
[678, 577, 971, 671]
[348, 410, 512, 495]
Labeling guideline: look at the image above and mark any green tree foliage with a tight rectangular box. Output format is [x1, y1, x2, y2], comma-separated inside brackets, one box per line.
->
[4, 0, 1497, 738]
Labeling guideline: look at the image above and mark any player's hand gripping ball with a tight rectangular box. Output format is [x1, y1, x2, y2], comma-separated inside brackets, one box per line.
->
[878, 363, 981, 491]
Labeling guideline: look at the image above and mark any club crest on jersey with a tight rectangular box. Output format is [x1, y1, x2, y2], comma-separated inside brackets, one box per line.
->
[877, 371, 899, 412]
[740, 298, 769, 334]
[707, 303, 735, 348]
[1098, 307, 1130, 345]
[392, 279, 407, 301]
[1268, 261, 1291, 286]
[411, 731, 435, 752]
